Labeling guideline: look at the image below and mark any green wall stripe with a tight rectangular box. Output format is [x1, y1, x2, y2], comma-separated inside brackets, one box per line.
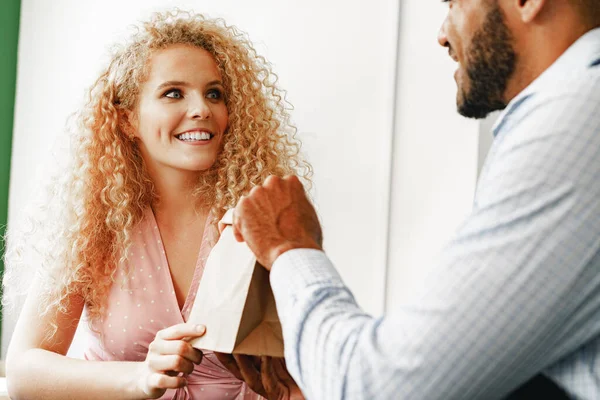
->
[1, 0, 21, 334]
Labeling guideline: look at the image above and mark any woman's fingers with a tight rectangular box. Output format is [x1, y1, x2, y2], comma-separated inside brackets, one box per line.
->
[148, 354, 195, 376]
[136, 362, 187, 399]
[156, 323, 206, 341]
[149, 338, 203, 364]
[145, 372, 188, 390]
[148, 323, 205, 368]
[139, 323, 207, 398]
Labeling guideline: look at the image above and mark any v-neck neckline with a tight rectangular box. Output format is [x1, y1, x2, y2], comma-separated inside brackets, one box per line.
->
[146, 207, 215, 322]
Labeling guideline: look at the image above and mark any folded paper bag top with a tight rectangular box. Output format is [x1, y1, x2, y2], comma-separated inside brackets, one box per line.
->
[187, 209, 284, 357]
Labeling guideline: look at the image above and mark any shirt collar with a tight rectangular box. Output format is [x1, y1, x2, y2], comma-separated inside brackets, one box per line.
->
[492, 27, 600, 136]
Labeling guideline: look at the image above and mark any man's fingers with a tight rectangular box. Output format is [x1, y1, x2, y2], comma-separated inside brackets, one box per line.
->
[217, 353, 267, 396]
[283, 174, 302, 188]
[218, 220, 228, 234]
[269, 357, 305, 399]
[260, 356, 281, 396]
[251, 175, 294, 213]
[233, 354, 266, 396]
[221, 206, 243, 242]
[231, 222, 245, 243]
[284, 175, 305, 201]
[232, 197, 248, 243]
[276, 358, 296, 385]
[214, 352, 244, 381]
[249, 184, 279, 214]
[263, 174, 282, 189]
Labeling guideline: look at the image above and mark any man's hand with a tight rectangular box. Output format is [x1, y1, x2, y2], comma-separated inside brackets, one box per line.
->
[232, 175, 323, 270]
[215, 353, 305, 400]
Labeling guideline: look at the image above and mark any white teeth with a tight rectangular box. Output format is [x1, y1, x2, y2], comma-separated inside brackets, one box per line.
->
[177, 132, 212, 141]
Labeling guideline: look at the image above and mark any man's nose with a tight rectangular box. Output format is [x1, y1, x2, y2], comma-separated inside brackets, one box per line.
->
[437, 17, 449, 48]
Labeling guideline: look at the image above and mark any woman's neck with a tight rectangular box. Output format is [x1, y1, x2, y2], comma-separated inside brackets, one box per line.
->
[147, 165, 208, 222]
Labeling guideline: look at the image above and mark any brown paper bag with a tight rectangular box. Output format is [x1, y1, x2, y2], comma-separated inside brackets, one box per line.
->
[188, 209, 284, 357]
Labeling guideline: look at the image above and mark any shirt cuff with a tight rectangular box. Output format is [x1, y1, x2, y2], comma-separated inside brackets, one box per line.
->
[270, 249, 345, 314]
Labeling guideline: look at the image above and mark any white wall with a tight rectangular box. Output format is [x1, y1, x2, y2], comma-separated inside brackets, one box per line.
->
[4, 0, 401, 356]
[385, 0, 479, 308]
[4, 0, 487, 357]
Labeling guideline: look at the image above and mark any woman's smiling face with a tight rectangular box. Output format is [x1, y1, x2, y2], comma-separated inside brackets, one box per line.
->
[131, 44, 229, 176]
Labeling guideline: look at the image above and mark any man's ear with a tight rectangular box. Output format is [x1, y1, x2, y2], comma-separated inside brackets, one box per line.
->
[512, 0, 547, 23]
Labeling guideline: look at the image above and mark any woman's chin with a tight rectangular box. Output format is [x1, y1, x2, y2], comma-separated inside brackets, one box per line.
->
[184, 161, 217, 174]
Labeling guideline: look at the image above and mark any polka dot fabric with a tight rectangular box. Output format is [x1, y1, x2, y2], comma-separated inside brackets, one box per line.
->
[81, 208, 263, 399]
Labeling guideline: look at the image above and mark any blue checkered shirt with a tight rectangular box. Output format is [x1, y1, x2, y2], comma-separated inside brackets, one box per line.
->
[270, 28, 600, 399]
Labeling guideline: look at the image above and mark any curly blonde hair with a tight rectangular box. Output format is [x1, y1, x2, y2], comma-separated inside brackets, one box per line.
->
[3, 9, 312, 336]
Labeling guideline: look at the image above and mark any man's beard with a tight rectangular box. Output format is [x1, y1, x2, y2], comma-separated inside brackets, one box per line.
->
[458, 2, 517, 119]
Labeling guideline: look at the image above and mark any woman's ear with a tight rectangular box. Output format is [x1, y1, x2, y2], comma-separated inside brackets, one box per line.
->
[120, 109, 138, 140]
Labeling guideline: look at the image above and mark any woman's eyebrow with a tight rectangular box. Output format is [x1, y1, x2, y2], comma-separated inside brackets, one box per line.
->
[206, 80, 224, 87]
[156, 80, 189, 91]
[156, 79, 223, 91]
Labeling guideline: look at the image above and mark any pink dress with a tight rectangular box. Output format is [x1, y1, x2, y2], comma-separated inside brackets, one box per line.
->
[81, 208, 263, 400]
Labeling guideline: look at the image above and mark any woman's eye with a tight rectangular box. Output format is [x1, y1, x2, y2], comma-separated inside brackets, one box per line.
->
[164, 89, 183, 99]
[206, 89, 223, 100]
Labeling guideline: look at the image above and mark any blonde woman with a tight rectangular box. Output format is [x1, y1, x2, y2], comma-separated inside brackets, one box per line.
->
[3, 10, 309, 400]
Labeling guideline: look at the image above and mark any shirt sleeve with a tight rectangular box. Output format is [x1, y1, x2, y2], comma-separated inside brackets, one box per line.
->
[269, 92, 600, 400]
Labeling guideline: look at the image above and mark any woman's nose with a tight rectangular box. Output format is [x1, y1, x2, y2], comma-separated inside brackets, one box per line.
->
[188, 97, 211, 120]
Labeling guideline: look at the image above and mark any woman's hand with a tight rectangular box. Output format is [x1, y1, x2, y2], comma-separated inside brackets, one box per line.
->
[215, 353, 305, 400]
[135, 323, 206, 399]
